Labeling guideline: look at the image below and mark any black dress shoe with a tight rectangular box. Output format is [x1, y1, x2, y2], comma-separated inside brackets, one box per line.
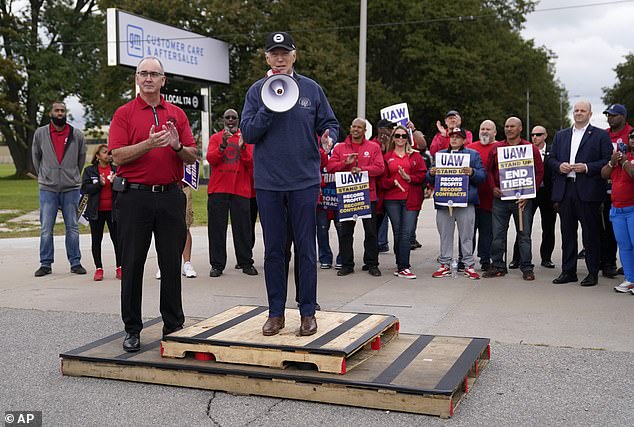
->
[209, 268, 222, 277]
[234, 264, 241, 269]
[71, 264, 87, 274]
[577, 249, 586, 259]
[552, 272, 578, 284]
[242, 265, 258, 275]
[34, 266, 52, 277]
[123, 333, 140, 352]
[368, 267, 382, 277]
[541, 260, 555, 269]
[602, 266, 618, 278]
[580, 273, 598, 287]
[617, 266, 624, 275]
[508, 260, 520, 269]
[299, 315, 317, 336]
[337, 267, 354, 276]
[162, 325, 183, 339]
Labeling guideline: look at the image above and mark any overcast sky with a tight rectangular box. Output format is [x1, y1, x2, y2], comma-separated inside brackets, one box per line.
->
[521, 0, 634, 129]
[68, 0, 634, 130]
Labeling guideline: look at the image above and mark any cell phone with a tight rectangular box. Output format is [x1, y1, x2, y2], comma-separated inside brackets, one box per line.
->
[112, 176, 128, 192]
[617, 141, 627, 154]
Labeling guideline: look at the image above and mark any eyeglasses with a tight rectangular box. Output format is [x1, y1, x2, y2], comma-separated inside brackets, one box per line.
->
[136, 71, 164, 79]
[224, 115, 237, 120]
[530, 133, 544, 137]
[393, 134, 408, 139]
[629, 135, 634, 140]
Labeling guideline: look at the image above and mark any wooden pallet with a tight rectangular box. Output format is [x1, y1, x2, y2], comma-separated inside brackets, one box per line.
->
[160, 306, 400, 374]
[60, 316, 490, 418]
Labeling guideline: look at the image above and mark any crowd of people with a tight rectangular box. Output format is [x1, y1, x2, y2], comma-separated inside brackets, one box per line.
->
[31, 32, 634, 349]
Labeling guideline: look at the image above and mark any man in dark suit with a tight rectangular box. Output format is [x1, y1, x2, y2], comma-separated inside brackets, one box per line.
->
[509, 125, 557, 269]
[548, 101, 613, 286]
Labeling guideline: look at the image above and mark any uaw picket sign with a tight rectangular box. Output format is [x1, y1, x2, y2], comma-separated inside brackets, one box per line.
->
[433, 152, 470, 207]
[380, 103, 410, 127]
[336, 171, 371, 221]
[497, 145, 536, 200]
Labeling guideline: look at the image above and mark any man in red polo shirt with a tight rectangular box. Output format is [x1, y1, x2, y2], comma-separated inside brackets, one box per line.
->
[32, 101, 87, 277]
[108, 56, 197, 352]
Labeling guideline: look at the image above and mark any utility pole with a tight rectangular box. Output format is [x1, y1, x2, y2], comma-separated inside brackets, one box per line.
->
[357, 0, 367, 119]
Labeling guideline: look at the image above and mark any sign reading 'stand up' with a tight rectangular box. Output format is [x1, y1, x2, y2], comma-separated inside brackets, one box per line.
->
[433, 152, 470, 207]
[497, 145, 536, 200]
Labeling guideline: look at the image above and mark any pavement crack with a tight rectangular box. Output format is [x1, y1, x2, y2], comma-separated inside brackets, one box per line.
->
[206, 391, 221, 427]
[243, 399, 284, 426]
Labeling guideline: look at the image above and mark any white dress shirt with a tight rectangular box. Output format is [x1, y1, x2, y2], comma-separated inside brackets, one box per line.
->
[568, 125, 588, 179]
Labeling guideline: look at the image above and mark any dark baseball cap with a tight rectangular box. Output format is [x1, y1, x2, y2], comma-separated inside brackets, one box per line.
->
[376, 118, 396, 129]
[446, 110, 460, 118]
[265, 32, 296, 52]
[603, 103, 627, 116]
[448, 127, 466, 138]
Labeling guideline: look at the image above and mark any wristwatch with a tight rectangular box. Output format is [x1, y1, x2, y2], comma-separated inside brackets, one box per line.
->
[173, 143, 183, 152]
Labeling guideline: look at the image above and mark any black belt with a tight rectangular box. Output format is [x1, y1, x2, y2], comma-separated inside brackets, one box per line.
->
[566, 177, 576, 183]
[128, 182, 180, 193]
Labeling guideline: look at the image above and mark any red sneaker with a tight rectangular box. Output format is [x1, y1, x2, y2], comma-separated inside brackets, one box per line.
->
[93, 268, 104, 281]
[432, 265, 451, 278]
[464, 266, 481, 280]
[397, 268, 417, 279]
[115, 266, 122, 280]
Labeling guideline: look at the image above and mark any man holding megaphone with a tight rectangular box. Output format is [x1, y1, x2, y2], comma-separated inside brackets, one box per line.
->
[241, 32, 339, 337]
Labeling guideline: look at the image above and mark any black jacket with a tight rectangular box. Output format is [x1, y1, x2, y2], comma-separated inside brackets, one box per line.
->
[81, 164, 117, 221]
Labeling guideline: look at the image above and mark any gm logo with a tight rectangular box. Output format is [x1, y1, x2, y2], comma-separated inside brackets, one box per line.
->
[127, 24, 143, 58]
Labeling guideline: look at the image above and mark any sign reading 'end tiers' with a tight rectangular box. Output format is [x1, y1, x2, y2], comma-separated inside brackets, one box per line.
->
[107, 8, 229, 84]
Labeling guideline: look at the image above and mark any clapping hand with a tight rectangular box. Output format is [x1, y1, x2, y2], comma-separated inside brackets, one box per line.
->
[397, 165, 411, 182]
[321, 129, 333, 152]
[164, 121, 180, 151]
[148, 125, 170, 148]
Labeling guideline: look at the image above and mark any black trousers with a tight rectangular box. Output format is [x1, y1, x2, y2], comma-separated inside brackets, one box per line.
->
[559, 181, 602, 275]
[89, 210, 121, 268]
[339, 202, 379, 269]
[116, 187, 186, 334]
[511, 187, 556, 263]
[250, 197, 258, 249]
[207, 193, 254, 271]
[600, 197, 618, 268]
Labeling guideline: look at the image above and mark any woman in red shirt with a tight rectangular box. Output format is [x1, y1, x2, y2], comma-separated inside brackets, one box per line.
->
[381, 125, 427, 279]
[602, 129, 634, 294]
[81, 144, 120, 281]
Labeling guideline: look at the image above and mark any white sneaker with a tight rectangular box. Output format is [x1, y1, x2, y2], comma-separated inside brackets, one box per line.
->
[614, 280, 634, 293]
[397, 268, 417, 279]
[183, 261, 197, 278]
[155, 269, 161, 280]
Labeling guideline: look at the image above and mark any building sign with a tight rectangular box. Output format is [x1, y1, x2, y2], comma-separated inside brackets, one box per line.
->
[163, 89, 206, 111]
[107, 8, 229, 84]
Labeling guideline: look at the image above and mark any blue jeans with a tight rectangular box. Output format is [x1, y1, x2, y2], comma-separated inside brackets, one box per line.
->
[384, 200, 418, 270]
[490, 198, 534, 272]
[39, 189, 81, 267]
[316, 208, 341, 266]
[378, 214, 389, 248]
[610, 205, 634, 283]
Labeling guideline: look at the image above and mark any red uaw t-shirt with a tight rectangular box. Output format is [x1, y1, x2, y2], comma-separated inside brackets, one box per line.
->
[49, 123, 70, 164]
[611, 152, 634, 208]
[383, 152, 411, 201]
[98, 165, 114, 211]
[108, 94, 196, 185]
[206, 130, 254, 198]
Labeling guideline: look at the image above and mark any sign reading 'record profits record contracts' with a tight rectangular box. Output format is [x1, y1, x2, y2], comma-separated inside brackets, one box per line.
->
[497, 145, 537, 200]
[336, 171, 371, 222]
[433, 152, 470, 207]
[107, 8, 229, 83]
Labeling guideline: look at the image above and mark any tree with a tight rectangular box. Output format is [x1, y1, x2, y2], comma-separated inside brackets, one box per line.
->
[0, 0, 105, 177]
[603, 53, 634, 125]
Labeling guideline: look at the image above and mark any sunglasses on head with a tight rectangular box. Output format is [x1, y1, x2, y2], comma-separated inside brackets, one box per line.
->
[530, 133, 544, 137]
[224, 115, 237, 120]
[393, 133, 408, 139]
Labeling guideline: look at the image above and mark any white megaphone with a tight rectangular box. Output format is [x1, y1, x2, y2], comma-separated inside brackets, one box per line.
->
[260, 71, 299, 113]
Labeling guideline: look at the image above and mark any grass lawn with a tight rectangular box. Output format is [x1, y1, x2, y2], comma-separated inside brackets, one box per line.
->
[0, 163, 210, 238]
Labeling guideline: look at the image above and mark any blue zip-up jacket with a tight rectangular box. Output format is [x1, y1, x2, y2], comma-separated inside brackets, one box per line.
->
[240, 72, 339, 191]
[427, 146, 486, 208]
